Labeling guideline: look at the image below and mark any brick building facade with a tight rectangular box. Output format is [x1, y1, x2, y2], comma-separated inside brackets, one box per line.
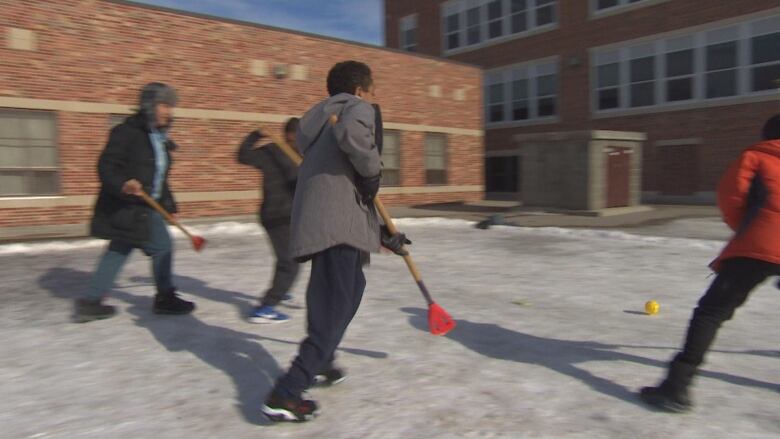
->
[386, 0, 780, 203]
[0, 0, 484, 240]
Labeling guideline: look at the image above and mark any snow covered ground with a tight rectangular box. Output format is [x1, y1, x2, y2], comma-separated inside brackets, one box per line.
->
[1, 218, 777, 439]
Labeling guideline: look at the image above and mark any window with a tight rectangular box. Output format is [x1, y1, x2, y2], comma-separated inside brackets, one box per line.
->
[705, 28, 739, 99]
[593, 0, 647, 13]
[534, 0, 556, 27]
[629, 44, 656, 107]
[486, 72, 505, 123]
[750, 16, 780, 92]
[664, 36, 695, 102]
[444, 5, 461, 50]
[592, 14, 780, 113]
[425, 133, 447, 185]
[487, 0, 504, 39]
[0, 110, 59, 197]
[381, 130, 401, 186]
[400, 14, 418, 52]
[510, 0, 528, 34]
[441, 0, 557, 53]
[595, 51, 621, 110]
[485, 59, 558, 125]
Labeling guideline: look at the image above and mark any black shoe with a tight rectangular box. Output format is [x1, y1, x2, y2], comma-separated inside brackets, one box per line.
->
[73, 298, 116, 323]
[261, 390, 319, 422]
[153, 290, 195, 315]
[639, 385, 692, 413]
[314, 368, 347, 387]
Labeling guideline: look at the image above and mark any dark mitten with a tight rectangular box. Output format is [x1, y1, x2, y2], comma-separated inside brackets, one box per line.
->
[381, 225, 411, 256]
[355, 174, 381, 205]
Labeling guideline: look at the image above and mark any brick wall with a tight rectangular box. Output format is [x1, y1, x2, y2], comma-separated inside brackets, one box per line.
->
[0, 0, 484, 234]
[387, 0, 780, 198]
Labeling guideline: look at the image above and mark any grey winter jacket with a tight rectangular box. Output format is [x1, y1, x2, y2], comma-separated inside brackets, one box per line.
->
[289, 93, 382, 261]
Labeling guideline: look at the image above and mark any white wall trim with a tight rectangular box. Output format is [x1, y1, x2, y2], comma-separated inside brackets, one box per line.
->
[653, 138, 704, 147]
[589, 0, 673, 20]
[0, 97, 483, 137]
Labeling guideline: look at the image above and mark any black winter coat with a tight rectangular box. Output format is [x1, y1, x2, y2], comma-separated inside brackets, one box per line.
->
[237, 131, 298, 228]
[90, 114, 177, 245]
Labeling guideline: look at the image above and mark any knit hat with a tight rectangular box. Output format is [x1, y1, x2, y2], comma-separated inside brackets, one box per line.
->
[139, 82, 177, 130]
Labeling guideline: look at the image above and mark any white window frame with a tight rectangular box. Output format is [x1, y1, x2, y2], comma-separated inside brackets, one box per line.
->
[590, 0, 672, 19]
[663, 35, 696, 103]
[400, 14, 418, 52]
[441, 0, 558, 56]
[485, 57, 559, 128]
[590, 12, 780, 117]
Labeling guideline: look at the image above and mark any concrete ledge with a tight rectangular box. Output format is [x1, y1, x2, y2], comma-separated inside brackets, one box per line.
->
[520, 205, 654, 217]
[514, 130, 647, 143]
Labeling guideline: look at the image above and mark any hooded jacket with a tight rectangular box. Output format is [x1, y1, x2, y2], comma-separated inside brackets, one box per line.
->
[289, 93, 382, 261]
[711, 140, 780, 271]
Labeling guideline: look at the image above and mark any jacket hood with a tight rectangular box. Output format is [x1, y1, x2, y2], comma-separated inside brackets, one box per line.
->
[747, 140, 780, 158]
[297, 93, 362, 153]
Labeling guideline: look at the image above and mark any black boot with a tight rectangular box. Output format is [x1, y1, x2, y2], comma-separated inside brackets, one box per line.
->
[73, 298, 116, 323]
[153, 289, 195, 315]
[640, 359, 695, 413]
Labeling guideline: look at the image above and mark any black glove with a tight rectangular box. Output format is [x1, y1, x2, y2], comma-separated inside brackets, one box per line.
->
[355, 174, 381, 205]
[381, 225, 411, 256]
[372, 103, 383, 156]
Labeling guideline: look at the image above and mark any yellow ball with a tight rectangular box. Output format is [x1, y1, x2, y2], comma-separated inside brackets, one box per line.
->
[645, 300, 660, 315]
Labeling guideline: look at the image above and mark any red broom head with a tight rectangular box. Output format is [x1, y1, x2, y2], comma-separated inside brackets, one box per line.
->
[191, 236, 207, 252]
[428, 302, 456, 336]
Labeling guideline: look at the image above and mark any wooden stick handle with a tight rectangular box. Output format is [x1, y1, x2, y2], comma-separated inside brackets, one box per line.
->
[138, 190, 192, 239]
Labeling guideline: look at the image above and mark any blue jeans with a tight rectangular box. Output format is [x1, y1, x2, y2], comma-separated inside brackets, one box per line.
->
[85, 211, 174, 300]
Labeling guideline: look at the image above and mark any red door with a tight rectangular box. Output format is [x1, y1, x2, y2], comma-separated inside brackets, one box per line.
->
[606, 147, 631, 208]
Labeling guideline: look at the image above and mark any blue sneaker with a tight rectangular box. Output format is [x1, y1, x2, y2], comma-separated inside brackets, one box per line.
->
[248, 305, 290, 324]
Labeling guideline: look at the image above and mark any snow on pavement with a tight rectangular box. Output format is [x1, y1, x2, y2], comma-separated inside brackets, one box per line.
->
[0, 218, 777, 439]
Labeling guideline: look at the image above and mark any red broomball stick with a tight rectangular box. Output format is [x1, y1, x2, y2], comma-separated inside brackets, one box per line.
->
[258, 116, 456, 336]
[138, 190, 207, 252]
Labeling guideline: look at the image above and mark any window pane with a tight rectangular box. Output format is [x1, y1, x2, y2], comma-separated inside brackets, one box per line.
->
[488, 0, 502, 19]
[537, 74, 556, 96]
[489, 83, 504, 103]
[25, 117, 56, 141]
[630, 82, 655, 107]
[511, 0, 527, 13]
[706, 41, 737, 71]
[404, 29, 416, 48]
[512, 79, 528, 100]
[666, 49, 694, 77]
[0, 171, 29, 196]
[490, 104, 504, 122]
[752, 64, 780, 92]
[448, 33, 460, 50]
[597, 0, 619, 9]
[425, 134, 447, 174]
[667, 77, 693, 101]
[426, 170, 447, 185]
[706, 70, 737, 98]
[537, 97, 556, 116]
[467, 7, 480, 26]
[31, 171, 58, 195]
[630, 56, 655, 82]
[598, 88, 620, 110]
[0, 146, 26, 167]
[751, 32, 780, 64]
[27, 147, 57, 167]
[489, 21, 502, 39]
[381, 170, 400, 186]
[513, 100, 529, 120]
[467, 27, 480, 45]
[0, 116, 24, 139]
[535, 5, 555, 26]
[426, 155, 446, 170]
[446, 14, 460, 33]
[598, 63, 620, 88]
[511, 11, 527, 33]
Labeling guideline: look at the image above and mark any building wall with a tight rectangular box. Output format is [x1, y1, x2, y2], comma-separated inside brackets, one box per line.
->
[0, 0, 484, 237]
[386, 0, 780, 202]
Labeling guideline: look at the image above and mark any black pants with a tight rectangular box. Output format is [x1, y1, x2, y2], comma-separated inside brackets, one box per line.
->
[675, 257, 779, 368]
[275, 245, 366, 398]
[261, 224, 300, 307]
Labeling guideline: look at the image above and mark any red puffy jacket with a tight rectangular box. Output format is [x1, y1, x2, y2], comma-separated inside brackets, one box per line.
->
[711, 140, 780, 272]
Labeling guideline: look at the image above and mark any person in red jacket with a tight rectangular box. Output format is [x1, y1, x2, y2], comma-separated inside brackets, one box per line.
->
[640, 114, 780, 413]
